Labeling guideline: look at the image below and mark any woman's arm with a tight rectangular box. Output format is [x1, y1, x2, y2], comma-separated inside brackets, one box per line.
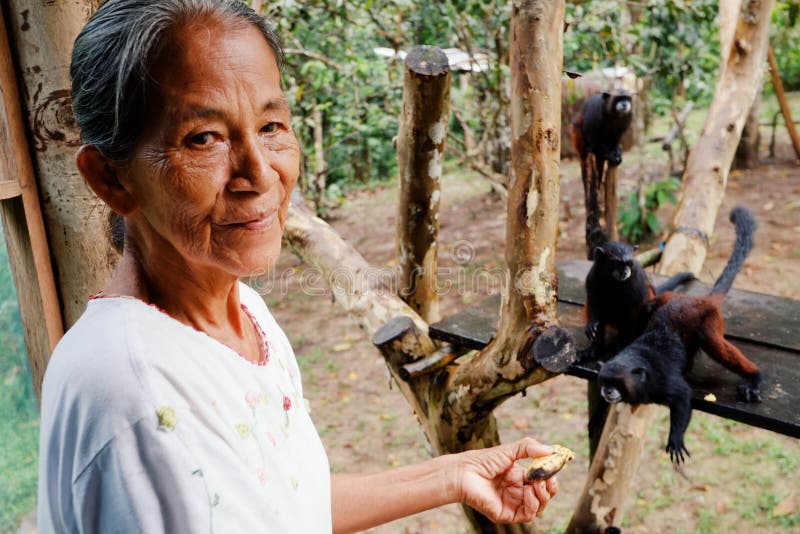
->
[331, 437, 558, 533]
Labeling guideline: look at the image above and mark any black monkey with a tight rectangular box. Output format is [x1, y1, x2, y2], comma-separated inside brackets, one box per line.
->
[571, 90, 634, 257]
[598, 207, 762, 463]
[580, 241, 695, 362]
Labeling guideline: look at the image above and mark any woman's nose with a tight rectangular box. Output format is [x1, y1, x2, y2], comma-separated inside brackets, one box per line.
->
[227, 136, 280, 193]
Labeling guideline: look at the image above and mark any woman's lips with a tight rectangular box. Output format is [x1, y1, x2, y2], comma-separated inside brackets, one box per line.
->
[225, 211, 277, 231]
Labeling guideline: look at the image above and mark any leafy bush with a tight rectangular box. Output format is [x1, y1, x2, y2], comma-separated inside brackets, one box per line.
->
[618, 177, 681, 243]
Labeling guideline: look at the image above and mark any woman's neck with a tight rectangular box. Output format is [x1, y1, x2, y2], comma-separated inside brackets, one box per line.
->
[104, 246, 247, 337]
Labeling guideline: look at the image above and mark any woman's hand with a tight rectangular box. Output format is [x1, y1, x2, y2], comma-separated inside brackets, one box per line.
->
[454, 437, 559, 523]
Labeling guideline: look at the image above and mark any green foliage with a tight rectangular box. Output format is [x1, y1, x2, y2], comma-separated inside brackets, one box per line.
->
[772, 1, 800, 91]
[565, 0, 721, 114]
[251, 0, 800, 203]
[618, 177, 681, 243]
[0, 219, 39, 531]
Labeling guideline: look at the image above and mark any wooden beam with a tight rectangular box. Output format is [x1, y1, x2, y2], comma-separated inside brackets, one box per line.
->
[5, 1, 116, 333]
[0, 180, 21, 200]
[0, 5, 64, 400]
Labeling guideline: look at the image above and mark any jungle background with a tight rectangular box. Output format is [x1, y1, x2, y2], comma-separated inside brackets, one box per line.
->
[2, 0, 799, 532]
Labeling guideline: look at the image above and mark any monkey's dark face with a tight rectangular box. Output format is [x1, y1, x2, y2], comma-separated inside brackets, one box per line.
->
[598, 353, 651, 405]
[595, 242, 639, 282]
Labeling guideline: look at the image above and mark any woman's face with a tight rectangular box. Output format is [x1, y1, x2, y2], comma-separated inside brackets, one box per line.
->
[121, 19, 299, 279]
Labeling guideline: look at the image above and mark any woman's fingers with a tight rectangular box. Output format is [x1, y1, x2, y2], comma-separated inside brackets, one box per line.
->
[531, 480, 551, 516]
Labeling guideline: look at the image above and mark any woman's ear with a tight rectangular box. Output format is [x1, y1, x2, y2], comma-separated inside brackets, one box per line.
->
[76, 145, 137, 215]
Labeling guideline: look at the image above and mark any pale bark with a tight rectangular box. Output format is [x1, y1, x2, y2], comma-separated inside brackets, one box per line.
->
[568, 2, 776, 531]
[6, 1, 115, 331]
[659, 0, 775, 276]
[396, 46, 449, 324]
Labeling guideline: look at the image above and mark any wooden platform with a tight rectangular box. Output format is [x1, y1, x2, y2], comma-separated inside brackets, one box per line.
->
[429, 260, 800, 439]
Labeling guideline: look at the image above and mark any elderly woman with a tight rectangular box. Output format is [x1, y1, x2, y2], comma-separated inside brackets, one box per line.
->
[37, 1, 558, 532]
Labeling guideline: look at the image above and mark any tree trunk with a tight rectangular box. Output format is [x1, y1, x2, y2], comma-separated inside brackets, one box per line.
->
[734, 88, 762, 169]
[727, 0, 765, 170]
[5, 1, 115, 332]
[568, 1, 776, 531]
[659, 0, 774, 275]
[286, 3, 572, 532]
[396, 45, 449, 324]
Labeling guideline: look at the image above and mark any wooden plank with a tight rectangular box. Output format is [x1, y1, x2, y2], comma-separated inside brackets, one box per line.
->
[0, 180, 21, 199]
[429, 260, 800, 439]
[1, 198, 53, 401]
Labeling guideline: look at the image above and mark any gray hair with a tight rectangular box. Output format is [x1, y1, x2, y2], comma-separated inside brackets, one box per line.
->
[70, 0, 284, 163]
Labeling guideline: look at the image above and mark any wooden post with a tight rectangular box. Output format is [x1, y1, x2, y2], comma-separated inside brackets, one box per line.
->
[396, 45, 450, 324]
[0, 7, 64, 401]
[5, 1, 116, 338]
[767, 45, 800, 160]
[568, 1, 776, 531]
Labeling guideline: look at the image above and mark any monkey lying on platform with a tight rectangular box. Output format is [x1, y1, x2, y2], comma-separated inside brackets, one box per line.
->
[598, 207, 762, 463]
[580, 241, 695, 362]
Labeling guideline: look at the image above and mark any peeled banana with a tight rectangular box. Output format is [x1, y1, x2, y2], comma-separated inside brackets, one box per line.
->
[524, 444, 575, 482]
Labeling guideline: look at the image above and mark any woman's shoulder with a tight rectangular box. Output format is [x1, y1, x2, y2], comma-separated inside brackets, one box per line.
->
[46, 297, 163, 381]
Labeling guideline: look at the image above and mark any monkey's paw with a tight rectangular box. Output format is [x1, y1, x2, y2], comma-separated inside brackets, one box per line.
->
[607, 148, 623, 167]
[666, 439, 690, 464]
[584, 321, 600, 342]
[736, 383, 762, 403]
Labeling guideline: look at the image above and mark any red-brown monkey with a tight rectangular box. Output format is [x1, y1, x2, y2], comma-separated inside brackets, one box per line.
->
[571, 90, 633, 258]
[598, 207, 762, 463]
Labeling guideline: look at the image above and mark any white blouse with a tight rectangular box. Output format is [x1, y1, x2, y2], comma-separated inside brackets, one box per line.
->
[37, 283, 331, 533]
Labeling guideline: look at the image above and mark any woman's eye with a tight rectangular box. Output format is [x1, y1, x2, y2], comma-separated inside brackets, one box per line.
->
[261, 123, 279, 134]
[188, 132, 215, 146]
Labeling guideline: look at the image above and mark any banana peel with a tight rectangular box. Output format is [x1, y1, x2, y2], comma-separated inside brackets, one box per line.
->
[524, 444, 575, 482]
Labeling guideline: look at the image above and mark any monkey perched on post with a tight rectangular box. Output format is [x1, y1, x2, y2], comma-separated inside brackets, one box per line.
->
[598, 207, 762, 463]
[580, 241, 695, 362]
[571, 90, 633, 258]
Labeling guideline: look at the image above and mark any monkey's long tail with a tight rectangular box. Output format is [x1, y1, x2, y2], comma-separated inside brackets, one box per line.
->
[710, 206, 756, 296]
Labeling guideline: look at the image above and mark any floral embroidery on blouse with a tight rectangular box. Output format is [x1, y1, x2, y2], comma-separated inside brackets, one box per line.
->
[156, 406, 177, 431]
[235, 423, 251, 439]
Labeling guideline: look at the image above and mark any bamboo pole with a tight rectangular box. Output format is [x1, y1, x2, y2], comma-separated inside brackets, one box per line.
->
[0, 6, 64, 400]
[767, 45, 800, 160]
[396, 45, 450, 324]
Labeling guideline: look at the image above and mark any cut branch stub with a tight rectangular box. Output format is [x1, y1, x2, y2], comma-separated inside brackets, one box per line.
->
[372, 315, 435, 370]
[399, 345, 457, 381]
[396, 45, 450, 325]
[529, 325, 576, 373]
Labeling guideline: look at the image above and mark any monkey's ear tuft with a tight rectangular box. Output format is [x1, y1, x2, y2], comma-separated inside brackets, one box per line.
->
[595, 246, 606, 256]
[601, 91, 611, 99]
[632, 244, 639, 252]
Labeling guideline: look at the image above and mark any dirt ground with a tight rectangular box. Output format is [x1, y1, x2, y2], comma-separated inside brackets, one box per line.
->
[264, 136, 800, 534]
